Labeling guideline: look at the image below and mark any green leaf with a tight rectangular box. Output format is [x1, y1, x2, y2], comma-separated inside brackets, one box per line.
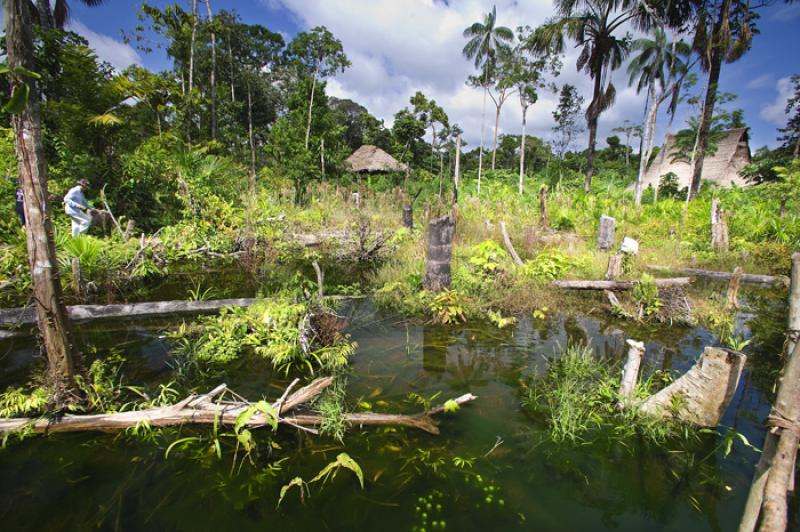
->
[310, 452, 364, 489]
[443, 399, 460, 413]
[3, 83, 29, 114]
[164, 436, 201, 459]
[277, 477, 305, 507]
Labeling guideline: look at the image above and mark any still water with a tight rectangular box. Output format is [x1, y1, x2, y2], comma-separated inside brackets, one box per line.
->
[0, 286, 792, 531]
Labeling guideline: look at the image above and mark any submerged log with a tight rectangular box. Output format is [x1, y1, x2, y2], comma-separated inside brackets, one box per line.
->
[500, 221, 523, 266]
[647, 266, 788, 287]
[422, 214, 455, 292]
[639, 346, 746, 426]
[0, 376, 477, 436]
[552, 277, 692, 291]
[0, 298, 261, 326]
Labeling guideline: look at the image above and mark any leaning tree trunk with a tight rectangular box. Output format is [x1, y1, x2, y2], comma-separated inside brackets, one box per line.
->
[304, 70, 318, 150]
[35, 0, 53, 28]
[453, 135, 461, 204]
[491, 99, 501, 171]
[690, 0, 730, 199]
[246, 79, 256, 188]
[477, 86, 487, 194]
[5, 0, 79, 404]
[519, 107, 527, 196]
[204, 0, 217, 140]
[422, 214, 455, 292]
[635, 83, 658, 207]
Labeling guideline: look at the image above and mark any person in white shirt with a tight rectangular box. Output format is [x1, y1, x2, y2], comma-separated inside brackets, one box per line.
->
[63, 179, 92, 237]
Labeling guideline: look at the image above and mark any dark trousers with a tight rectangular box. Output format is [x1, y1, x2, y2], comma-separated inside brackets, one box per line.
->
[16, 203, 25, 226]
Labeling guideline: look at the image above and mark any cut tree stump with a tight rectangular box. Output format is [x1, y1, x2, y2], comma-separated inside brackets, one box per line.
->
[605, 254, 623, 280]
[647, 266, 788, 287]
[402, 205, 413, 229]
[552, 278, 692, 291]
[618, 339, 645, 408]
[422, 214, 455, 292]
[0, 376, 477, 437]
[597, 215, 616, 251]
[639, 346, 746, 426]
[711, 198, 729, 253]
[500, 221, 523, 266]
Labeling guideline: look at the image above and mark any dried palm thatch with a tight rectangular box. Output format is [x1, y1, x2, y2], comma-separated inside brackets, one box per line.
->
[345, 145, 408, 173]
[641, 128, 751, 191]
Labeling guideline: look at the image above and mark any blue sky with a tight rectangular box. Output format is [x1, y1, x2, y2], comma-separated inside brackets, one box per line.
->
[67, 0, 800, 151]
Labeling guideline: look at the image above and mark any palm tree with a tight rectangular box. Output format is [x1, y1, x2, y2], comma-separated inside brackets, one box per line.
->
[627, 27, 691, 206]
[462, 5, 513, 194]
[35, 0, 106, 29]
[529, 0, 635, 193]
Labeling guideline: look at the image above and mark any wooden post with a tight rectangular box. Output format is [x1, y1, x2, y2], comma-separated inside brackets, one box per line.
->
[740, 253, 800, 532]
[605, 254, 623, 280]
[726, 266, 743, 310]
[351, 192, 360, 209]
[311, 261, 324, 300]
[71, 257, 82, 299]
[402, 205, 413, 229]
[539, 186, 549, 228]
[453, 135, 461, 205]
[422, 214, 455, 292]
[597, 215, 616, 251]
[500, 221, 523, 266]
[711, 198, 729, 253]
[618, 339, 645, 408]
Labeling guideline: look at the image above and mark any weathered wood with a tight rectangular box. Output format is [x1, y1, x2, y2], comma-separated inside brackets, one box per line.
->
[71, 257, 82, 299]
[639, 346, 746, 426]
[726, 266, 743, 310]
[711, 198, 729, 253]
[0, 378, 477, 437]
[0, 298, 261, 326]
[312, 261, 324, 300]
[552, 277, 692, 291]
[500, 221, 523, 266]
[597, 215, 616, 251]
[739, 253, 800, 532]
[605, 254, 623, 280]
[351, 192, 360, 209]
[647, 265, 789, 287]
[402, 205, 413, 229]
[422, 214, 455, 292]
[539, 186, 548, 228]
[618, 339, 645, 408]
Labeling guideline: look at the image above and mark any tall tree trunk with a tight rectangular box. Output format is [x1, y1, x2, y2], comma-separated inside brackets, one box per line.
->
[454, 135, 461, 204]
[204, 0, 217, 140]
[188, 0, 197, 94]
[304, 71, 318, 150]
[519, 107, 527, 196]
[689, 0, 731, 200]
[635, 83, 658, 207]
[477, 86, 487, 194]
[491, 100, 501, 170]
[6, 0, 79, 404]
[35, 0, 53, 29]
[228, 39, 235, 102]
[585, 73, 603, 194]
[247, 80, 256, 188]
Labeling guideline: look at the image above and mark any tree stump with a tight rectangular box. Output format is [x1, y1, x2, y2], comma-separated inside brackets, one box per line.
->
[711, 198, 729, 253]
[402, 205, 413, 229]
[351, 192, 361, 209]
[639, 346, 746, 426]
[422, 214, 455, 292]
[597, 215, 616, 251]
[539, 186, 549, 228]
[605, 254, 623, 280]
[618, 339, 645, 408]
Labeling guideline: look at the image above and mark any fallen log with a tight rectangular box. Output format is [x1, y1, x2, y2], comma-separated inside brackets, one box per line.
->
[0, 376, 477, 436]
[648, 266, 788, 287]
[552, 277, 692, 291]
[617, 339, 645, 409]
[639, 346, 746, 426]
[0, 298, 261, 327]
[500, 221, 523, 266]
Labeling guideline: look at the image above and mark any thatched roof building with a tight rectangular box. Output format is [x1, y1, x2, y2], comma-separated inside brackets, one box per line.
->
[641, 128, 751, 190]
[345, 145, 408, 173]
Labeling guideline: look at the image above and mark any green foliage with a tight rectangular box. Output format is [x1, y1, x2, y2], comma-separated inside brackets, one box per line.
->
[277, 452, 363, 507]
[0, 387, 49, 418]
[429, 289, 467, 324]
[632, 273, 663, 317]
[468, 240, 508, 275]
[522, 249, 582, 281]
[315, 379, 348, 442]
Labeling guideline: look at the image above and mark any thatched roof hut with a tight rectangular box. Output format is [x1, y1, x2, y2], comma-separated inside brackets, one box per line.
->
[642, 128, 751, 190]
[345, 145, 408, 173]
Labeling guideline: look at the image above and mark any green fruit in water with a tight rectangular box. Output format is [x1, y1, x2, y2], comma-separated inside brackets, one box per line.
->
[426, 503, 432, 511]
[499, 499, 505, 506]
[422, 513, 428, 520]
[436, 504, 442, 512]
[416, 506, 421, 512]
[485, 496, 492, 504]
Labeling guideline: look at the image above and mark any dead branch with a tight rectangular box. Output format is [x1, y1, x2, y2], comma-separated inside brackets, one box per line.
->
[647, 266, 788, 288]
[552, 278, 692, 291]
[500, 221, 523, 266]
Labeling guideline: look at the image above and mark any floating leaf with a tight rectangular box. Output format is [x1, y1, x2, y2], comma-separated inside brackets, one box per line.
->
[310, 452, 364, 488]
[277, 477, 306, 507]
[443, 399, 460, 413]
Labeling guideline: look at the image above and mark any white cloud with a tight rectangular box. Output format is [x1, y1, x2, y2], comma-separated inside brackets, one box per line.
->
[760, 76, 793, 127]
[746, 74, 772, 90]
[67, 19, 141, 71]
[266, 0, 648, 150]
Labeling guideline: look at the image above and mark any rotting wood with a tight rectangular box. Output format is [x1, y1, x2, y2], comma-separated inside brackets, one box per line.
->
[0, 377, 477, 436]
[500, 221, 523, 266]
[647, 266, 788, 287]
[618, 339, 645, 408]
[552, 277, 692, 291]
[0, 298, 261, 327]
[597, 215, 615, 251]
[711, 198, 729, 253]
[726, 266, 743, 310]
[422, 214, 455, 292]
[639, 346, 746, 426]
[312, 261, 324, 300]
[402, 205, 413, 229]
[605, 254, 623, 280]
[739, 252, 800, 532]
